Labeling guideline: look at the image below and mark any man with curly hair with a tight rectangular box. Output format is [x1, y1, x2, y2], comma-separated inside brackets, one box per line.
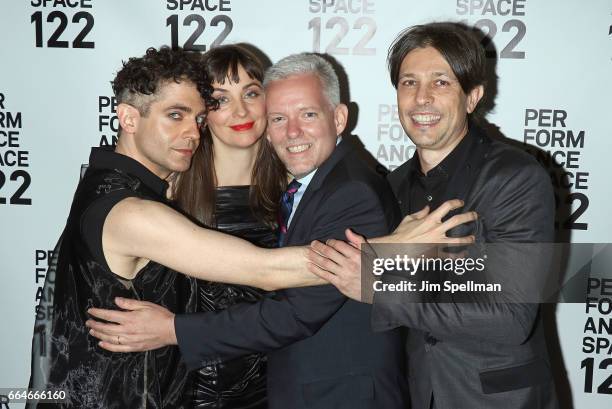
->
[26, 46, 325, 409]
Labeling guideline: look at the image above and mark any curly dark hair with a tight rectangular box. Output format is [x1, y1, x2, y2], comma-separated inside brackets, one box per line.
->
[111, 46, 218, 116]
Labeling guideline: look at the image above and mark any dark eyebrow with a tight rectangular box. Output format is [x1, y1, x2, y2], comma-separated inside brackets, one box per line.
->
[243, 81, 263, 90]
[165, 105, 207, 117]
[165, 104, 192, 112]
[213, 81, 263, 93]
[398, 73, 416, 80]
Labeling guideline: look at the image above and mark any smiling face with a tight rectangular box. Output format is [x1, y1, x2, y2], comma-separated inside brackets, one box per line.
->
[265, 73, 347, 179]
[207, 64, 267, 150]
[396, 46, 483, 159]
[127, 80, 207, 179]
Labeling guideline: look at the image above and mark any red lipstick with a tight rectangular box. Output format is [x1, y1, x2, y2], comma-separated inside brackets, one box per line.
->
[230, 121, 255, 131]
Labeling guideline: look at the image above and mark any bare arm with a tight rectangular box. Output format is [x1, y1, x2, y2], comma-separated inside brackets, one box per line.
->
[103, 197, 321, 290]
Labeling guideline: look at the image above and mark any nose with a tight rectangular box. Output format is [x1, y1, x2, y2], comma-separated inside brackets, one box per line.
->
[286, 117, 301, 139]
[415, 84, 433, 106]
[184, 119, 201, 143]
[233, 98, 248, 118]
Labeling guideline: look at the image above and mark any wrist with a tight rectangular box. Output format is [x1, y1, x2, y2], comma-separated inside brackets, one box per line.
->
[168, 313, 178, 345]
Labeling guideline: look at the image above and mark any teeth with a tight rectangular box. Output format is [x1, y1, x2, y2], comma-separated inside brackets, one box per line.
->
[287, 144, 311, 153]
[411, 114, 440, 124]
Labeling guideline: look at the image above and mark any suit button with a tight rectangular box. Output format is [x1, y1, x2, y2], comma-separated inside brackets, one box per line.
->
[426, 195, 433, 202]
[425, 334, 438, 345]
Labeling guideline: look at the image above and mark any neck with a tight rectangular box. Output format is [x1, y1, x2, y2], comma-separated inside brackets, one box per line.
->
[418, 125, 468, 174]
[213, 141, 259, 187]
[115, 137, 170, 180]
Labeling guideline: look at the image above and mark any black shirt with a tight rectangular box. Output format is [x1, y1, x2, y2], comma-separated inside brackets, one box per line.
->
[28, 146, 195, 408]
[82, 147, 169, 271]
[402, 131, 475, 214]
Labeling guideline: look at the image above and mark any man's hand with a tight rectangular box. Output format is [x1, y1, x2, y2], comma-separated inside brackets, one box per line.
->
[307, 229, 373, 303]
[307, 200, 477, 302]
[385, 199, 477, 245]
[86, 297, 177, 352]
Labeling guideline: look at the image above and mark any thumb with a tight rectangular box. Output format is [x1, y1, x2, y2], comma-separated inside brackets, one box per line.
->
[345, 228, 365, 248]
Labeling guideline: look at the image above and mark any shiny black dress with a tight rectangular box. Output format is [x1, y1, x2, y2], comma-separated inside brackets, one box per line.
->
[193, 186, 277, 409]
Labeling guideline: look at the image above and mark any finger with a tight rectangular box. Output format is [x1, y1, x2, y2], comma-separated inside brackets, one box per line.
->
[85, 319, 122, 336]
[439, 211, 478, 232]
[309, 240, 324, 249]
[327, 238, 362, 259]
[98, 341, 136, 353]
[411, 205, 431, 220]
[345, 229, 366, 247]
[307, 248, 341, 273]
[443, 235, 476, 245]
[308, 262, 341, 287]
[88, 328, 123, 344]
[115, 297, 153, 310]
[312, 240, 352, 265]
[430, 199, 465, 221]
[87, 308, 129, 324]
[310, 240, 332, 255]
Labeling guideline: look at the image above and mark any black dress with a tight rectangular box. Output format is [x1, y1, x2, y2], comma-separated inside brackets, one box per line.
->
[192, 186, 277, 409]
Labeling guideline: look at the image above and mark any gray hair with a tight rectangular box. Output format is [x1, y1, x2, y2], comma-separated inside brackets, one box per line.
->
[263, 53, 340, 107]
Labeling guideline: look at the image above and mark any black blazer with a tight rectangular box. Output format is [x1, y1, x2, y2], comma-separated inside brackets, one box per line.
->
[377, 126, 559, 409]
[175, 140, 408, 409]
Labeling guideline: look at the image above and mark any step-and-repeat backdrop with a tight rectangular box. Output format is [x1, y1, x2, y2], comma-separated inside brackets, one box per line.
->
[1, 1, 611, 408]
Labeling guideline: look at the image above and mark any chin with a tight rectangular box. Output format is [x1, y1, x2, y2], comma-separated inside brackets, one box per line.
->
[173, 162, 192, 172]
[290, 166, 314, 179]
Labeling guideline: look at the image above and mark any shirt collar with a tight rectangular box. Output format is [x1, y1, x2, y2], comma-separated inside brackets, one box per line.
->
[409, 126, 475, 179]
[88, 146, 169, 197]
[295, 168, 316, 191]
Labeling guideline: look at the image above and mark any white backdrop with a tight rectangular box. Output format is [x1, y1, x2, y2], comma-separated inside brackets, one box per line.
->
[1, 1, 611, 408]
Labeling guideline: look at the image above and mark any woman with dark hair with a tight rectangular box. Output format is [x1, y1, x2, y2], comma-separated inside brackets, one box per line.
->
[172, 44, 286, 409]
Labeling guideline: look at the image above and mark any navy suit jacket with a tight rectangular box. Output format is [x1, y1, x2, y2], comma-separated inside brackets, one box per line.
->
[175, 140, 408, 408]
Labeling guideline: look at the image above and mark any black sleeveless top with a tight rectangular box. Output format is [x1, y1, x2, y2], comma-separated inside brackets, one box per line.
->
[193, 186, 277, 409]
[28, 148, 197, 409]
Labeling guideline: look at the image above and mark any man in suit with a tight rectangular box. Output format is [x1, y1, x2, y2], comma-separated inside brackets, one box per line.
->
[309, 23, 560, 409]
[89, 52, 414, 408]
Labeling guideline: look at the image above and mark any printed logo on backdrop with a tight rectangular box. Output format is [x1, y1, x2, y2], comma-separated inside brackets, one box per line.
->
[376, 104, 415, 171]
[456, 0, 526, 59]
[0, 92, 31, 205]
[582, 275, 612, 396]
[523, 109, 602, 397]
[166, 0, 233, 51]
[522, 108, 589, 232]
[308, 0, 377, 56]
[30, 0, 95, 49]
[34, 249, 55, 320]
[98, 96, 118, 147]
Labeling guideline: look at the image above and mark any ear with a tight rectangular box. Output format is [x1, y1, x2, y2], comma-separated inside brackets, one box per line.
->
[466, 85, 484, 114]
[117, 103, 141, 135]
[333, 103, 349, 136]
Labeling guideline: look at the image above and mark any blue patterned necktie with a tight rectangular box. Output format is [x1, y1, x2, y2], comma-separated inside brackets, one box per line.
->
[278, 179, 301, 247]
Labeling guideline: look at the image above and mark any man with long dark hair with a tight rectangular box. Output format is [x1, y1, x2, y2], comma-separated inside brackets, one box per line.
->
[310, 22, 559, 409]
